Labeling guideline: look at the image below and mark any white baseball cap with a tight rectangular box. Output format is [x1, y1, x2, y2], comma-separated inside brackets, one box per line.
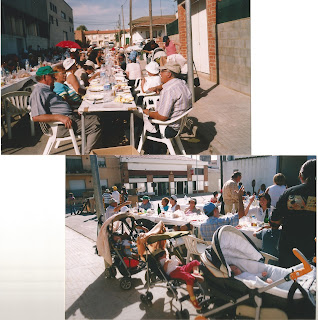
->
[145, 61, 160, 75]
[70, 48, 77, 52]
[84, 60, 95, 69]
[63, 58, 76, 70]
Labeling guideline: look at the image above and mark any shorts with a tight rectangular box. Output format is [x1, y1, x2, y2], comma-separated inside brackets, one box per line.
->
[169, 260, 200, 286]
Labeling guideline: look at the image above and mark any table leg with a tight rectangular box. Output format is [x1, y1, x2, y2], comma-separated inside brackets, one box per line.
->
[81, 112, 86, 155]
[130, 111, 134, 147]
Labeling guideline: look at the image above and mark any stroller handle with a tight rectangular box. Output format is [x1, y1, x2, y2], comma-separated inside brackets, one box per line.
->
[289, 248, 312, 281]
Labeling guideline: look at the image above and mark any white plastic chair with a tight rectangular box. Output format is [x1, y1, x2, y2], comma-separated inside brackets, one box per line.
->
[183, 235, 211, 264]
[39, 121, 80, 155]
[1, 91, 34, 139]
[143, 96, 160, 110]
[137, 108, 192, 155]
[134, 78, 141, 92]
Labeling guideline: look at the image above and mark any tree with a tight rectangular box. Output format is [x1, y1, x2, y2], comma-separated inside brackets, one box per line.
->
[77, 25, 88, 31]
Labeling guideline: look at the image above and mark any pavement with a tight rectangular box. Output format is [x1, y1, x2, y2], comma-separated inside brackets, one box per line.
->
[65, 212, 205, 320]
[1, 60, 250, 155]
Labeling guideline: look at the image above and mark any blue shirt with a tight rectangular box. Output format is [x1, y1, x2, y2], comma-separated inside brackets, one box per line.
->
[53, 82, 81, 103]
[200, 214, 239, 241]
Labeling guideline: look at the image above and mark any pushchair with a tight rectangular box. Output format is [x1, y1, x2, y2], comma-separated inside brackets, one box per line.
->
[198, 225, 316, 319]
[96, 212, 147, 290]
[137, 221, 205, 318]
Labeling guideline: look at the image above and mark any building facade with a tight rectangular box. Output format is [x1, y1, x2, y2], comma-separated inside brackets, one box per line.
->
[84, 30, 128, 47]
[46, 0, 74, 47]
[221, 155, 315, 194]
[65, 155, 209, 198]
[178, 0, 250, 95]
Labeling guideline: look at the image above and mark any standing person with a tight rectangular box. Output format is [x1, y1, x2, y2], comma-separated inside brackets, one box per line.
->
[200, 187, 245, 241]
[120, 187, 128, 203]
[270, 159, 316, 268]
[163, 36, 181, 57]
[265, 173, 287, 207]
[102, 189, 112, 209]
[210, 191, 219, 203]
[111, 186, 120, 204]
[67, 193, 76, 215]
[222, 171, 242, 213]
[257, 184, 266, 196]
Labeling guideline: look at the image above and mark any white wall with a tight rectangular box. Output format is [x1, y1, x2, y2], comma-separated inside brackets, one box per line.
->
[208, 168, 221, 192]
[222, 156, 278, 194]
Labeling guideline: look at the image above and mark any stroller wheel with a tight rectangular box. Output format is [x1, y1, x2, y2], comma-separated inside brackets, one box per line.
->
[176, 309, 189, 319]
[120, 277, 132, 290]
[140, 293, 147, 303]
[146, 291, 153, 301]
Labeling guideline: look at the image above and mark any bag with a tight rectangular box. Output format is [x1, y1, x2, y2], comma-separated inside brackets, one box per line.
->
[193, 62, 200, 87]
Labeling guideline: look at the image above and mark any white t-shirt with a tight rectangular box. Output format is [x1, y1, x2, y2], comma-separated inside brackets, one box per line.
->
[159, 255, 180, 275]
[142, 75, 161, 93]
[267, 184, 286, 207]
[247, 206, 273, 222]
[111, 191, 120, 203]
[125, 62, 142, 80]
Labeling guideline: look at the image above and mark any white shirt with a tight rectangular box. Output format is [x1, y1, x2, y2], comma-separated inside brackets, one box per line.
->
[142, 75, 161, 93]
[125, 62, 141, 80]
[247, 206, 273, 222]
[111, 191, 120, 203]
[267, 184, 286, 207]
[159, 255, 180, 275]
[104, 205, 115, 221]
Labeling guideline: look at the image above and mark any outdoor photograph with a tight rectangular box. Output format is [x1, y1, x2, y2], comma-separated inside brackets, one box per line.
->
[1, 0, 250, 155]
[65, 155, 316, 319]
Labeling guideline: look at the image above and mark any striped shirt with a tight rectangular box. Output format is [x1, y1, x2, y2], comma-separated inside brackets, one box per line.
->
[157, 78, 192, 131]
[53, 82, 81, 103]
[200, 214, 239, 241]
[102, 192, 112, 205]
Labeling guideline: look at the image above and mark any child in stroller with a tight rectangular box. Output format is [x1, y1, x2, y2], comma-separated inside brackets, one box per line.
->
[112, 232, 139, 260]
[229, 264, 273, 284]
[157, 249, 204, 310]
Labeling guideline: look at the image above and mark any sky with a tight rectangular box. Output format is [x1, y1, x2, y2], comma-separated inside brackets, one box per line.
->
[66, 0, 177, 31]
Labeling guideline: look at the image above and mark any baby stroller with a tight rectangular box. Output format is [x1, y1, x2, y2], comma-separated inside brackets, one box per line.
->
[137, 221, 205, 318]
[198, 225, 316, 319]
[96, 212, 147, 290]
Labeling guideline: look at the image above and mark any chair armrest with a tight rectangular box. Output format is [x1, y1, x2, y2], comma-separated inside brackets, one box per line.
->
[151, 108, 193, 125]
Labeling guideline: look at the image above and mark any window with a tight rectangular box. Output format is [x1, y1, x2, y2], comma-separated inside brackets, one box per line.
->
[66, 158, 83, 173]
[63, 31, 68, 40]
[50, 2, 57, 13]
[100, 179, 108, 188]
[97, 157, 106, 167]
[70, 26, 72, 32]
[146, 31, 150, 38]
[61, 11, 66, 19]
[49, 15, 54, 24]
[194, 168, 204, 175]
[153, 30, 157, 38]
[69, 17, 73, 23]
[56, 18, 58, 26]
[92, 35, 97, 39]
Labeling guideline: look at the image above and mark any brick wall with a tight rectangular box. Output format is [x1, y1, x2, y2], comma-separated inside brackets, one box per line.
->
[178, 4, 187, 58]
[218, 18, 250, 95]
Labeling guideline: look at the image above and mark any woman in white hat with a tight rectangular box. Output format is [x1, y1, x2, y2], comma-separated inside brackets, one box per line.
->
[63, 58, 86, 96]
[140, 61, 161, 94]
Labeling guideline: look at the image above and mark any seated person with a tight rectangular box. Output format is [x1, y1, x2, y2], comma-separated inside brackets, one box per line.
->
[117, 54, 126, 71]
[245, 193, 273, 222]
[161, 197, 170, 212]
[253, 221, 281, 259]
[140, 195, 152, 210]
[125, 51, 141, 87]
[112, 233, 138, 259]
[170, 195, 180, 212]
[142, 62, 192, 154]
[184, 198, 201, 215]
[200, 187, 245, 241]
[63, 58, 86, 96]
[53, 65, 81, 106]
[157, 250, 203, 310]
[141, 61, 161, 94]
[230, 264, 273, 284]
[104, 198, 131, 221]
[29, 66, 101, 154]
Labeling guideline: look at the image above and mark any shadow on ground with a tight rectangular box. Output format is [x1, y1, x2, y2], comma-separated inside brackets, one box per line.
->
[194, 83, 218, 102]
[65, 273, 175, 319]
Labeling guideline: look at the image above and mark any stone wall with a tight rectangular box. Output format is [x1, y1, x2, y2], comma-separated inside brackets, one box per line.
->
[218, 18, 250, 95]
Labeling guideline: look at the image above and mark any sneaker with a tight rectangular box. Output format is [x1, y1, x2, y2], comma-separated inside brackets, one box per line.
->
[192, 273, 204, 283]
[190, 298, 202, 310]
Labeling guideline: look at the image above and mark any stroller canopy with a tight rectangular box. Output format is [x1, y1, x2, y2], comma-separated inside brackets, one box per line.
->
[202, 225, 263, 278]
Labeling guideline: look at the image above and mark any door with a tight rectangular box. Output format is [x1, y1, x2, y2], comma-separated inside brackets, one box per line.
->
[191, 0, 210, 74]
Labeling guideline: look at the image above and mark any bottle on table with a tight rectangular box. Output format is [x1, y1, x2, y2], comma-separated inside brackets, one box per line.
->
[157, 204, 161, 215]
[264, 209, 269, 226]
[25, 59, 30, 72]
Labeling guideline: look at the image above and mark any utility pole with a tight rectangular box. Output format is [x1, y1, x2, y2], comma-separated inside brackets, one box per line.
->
[122, 5, 125, 46]
[90, 155, 104, 221]
[129, 0, 132, 45]
[185, 0, 195, 104]
[118, 14, 121, 47]
[149, 0, 153, 39]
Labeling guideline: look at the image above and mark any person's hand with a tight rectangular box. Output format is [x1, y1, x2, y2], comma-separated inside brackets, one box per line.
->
[148, 86, 156, 92]
[143, 109, 150, 116]
[235, 186, 245, 197]
[59, 115, 72, 129]
[249, 195, 255, 203]
[262, 271, 267, 277]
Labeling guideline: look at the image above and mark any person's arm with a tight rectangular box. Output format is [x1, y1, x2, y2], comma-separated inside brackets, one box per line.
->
[32, 114, 72, 129]
[236, 186, 245, 219]
[114, 200, 132, 212]
[140, 78, 146, 92]
[88, 71, 100, 83]
[67, 74, 86, 95]
[244, 195, 255, 216]
[142, 109, 168, 121]
[175, 204, 180, 211]
[148, 84, 163, 94]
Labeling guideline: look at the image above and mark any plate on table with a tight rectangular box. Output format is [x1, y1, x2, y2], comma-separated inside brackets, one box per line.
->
[90, 79, 100, 85]
[85, 94, 104, 101]
[89, 86, 103, 92]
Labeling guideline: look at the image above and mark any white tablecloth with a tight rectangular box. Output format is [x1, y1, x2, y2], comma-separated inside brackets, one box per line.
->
[1, 73, 36, 95]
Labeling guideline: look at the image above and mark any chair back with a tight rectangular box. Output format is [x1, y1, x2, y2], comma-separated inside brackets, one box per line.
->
[2, 91, 31, 114]
[183, 235, 202, 256]
[170, 108, 193, 138]
[143, 96, 160, 110]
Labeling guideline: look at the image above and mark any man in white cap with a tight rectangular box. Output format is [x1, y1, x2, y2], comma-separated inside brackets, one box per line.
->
[30, 66, 101, 154]
[104, 198, 132, 221]
[142, 61, 192, 153]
